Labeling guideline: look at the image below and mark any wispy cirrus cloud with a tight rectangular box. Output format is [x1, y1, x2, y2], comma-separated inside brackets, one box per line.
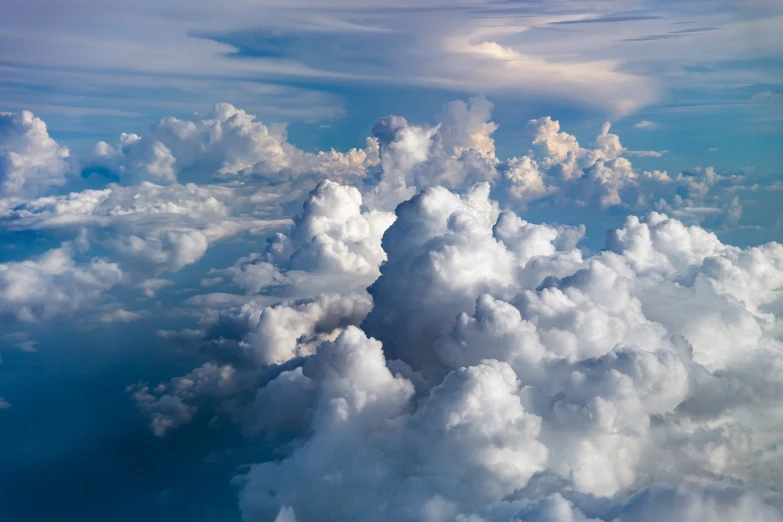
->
[1, 0, 781, 133]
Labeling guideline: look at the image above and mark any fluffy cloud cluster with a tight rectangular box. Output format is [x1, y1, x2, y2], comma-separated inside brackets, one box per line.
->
[457, 485, 783, 522]
[87, 103, 378, 187]
[1, 180, 289, 286]
[0, 244, 122, 322]
[131, 181, 783, 521]
[0, 110, 70, 198]
[501, 117, 746, 223]
[273, 180, 393, 274]
[225, 179, 395, 294]
[134, 291, 374, 435]
[233, 184, 783, 521]
[132, 180, 394, 431]
[1, 102, 780, 520]
[0, 100, 767, 323]
[366, 97, 500, 209]
[355, 98, 747, 229]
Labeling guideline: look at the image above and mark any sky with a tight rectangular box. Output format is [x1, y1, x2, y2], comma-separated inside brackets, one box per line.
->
[1, 1, 783, 521]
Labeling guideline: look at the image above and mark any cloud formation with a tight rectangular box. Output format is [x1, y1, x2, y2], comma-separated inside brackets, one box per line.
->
[229, 183, 783, 521]
[0, 110, 70, 198]
[87, 104, 377, 187]
[1, 101, 781, 521]
[0, 244, 122, 322]
[5, 0, 780, 126]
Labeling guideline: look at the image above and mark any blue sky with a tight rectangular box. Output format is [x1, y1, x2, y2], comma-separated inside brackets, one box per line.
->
[1, 1, 783, 522]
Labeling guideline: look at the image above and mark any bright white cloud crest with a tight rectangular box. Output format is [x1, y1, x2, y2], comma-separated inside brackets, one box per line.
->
[1, 101, 782, 521]
[0, 110, 70, 197]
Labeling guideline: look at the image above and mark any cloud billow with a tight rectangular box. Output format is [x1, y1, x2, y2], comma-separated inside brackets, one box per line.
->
[0, 100, 782, 521]
[233, 182, 783, 521]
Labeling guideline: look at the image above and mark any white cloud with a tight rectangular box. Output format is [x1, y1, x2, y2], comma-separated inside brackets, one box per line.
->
[266, 180, 394, 275]
[220, 179, 395, 298]
[87, 103, 378, 186]
[366, 96, 500, 210]
[0, 103, 781, 519]
[229, 184, 783, 520]
[0, 244, 123, 322]
[274, 506, 298, 522]
[634, 120, 656, 129]
[133, 291, 374, 434]
[0, 110, 70, 197]
[443, 34, 655, 116]
[138, 278, 174, 298]
[2, 176, 291, 282]
[0, 105, 758, 255]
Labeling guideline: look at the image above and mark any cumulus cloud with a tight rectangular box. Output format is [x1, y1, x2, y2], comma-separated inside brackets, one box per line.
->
[0, 244, 123, 322]
[130, 383, 198, 437]
[134, 291, 373, 435]
[0, 103, 764, 280]
[87, 103, 378, 187]
[1, 103, 781, 520]
[359, 98, 722, 218]
[0, 110, 70, 197]
[49, 104, 773, 522]
[230, 183, 783, 521]
[99, 308, 142, 323]
[218, 179, 395, 297]
[366, 96, 500, 210]
[265, 180, 394, 276]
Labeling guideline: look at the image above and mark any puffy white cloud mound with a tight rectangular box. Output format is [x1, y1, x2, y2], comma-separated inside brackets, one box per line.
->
[269, 179, 395, 275]
[225, 180, 395, 296]
[366, 97, 500, 210]
[129, 184, 392, 431]
[0, 244, 122, 322]
[243, 293, 373, 365]
[88, 103, 378, 185]
[231, 183, 783, 522]
[134, 292, 373, 435]
[0, 110, 70, 197]
[239, 328, 548, 522]
[1, 104, 780, 519]
[0, 102, 769, 320]
[363, 182, 581, 369]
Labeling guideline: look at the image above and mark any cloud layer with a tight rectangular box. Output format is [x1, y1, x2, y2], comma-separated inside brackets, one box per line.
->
[227, 183, 783, 521]
[1, 100, 781, 521]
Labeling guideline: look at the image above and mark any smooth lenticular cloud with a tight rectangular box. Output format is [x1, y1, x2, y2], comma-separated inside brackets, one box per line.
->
[0, 98, 781, 522]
